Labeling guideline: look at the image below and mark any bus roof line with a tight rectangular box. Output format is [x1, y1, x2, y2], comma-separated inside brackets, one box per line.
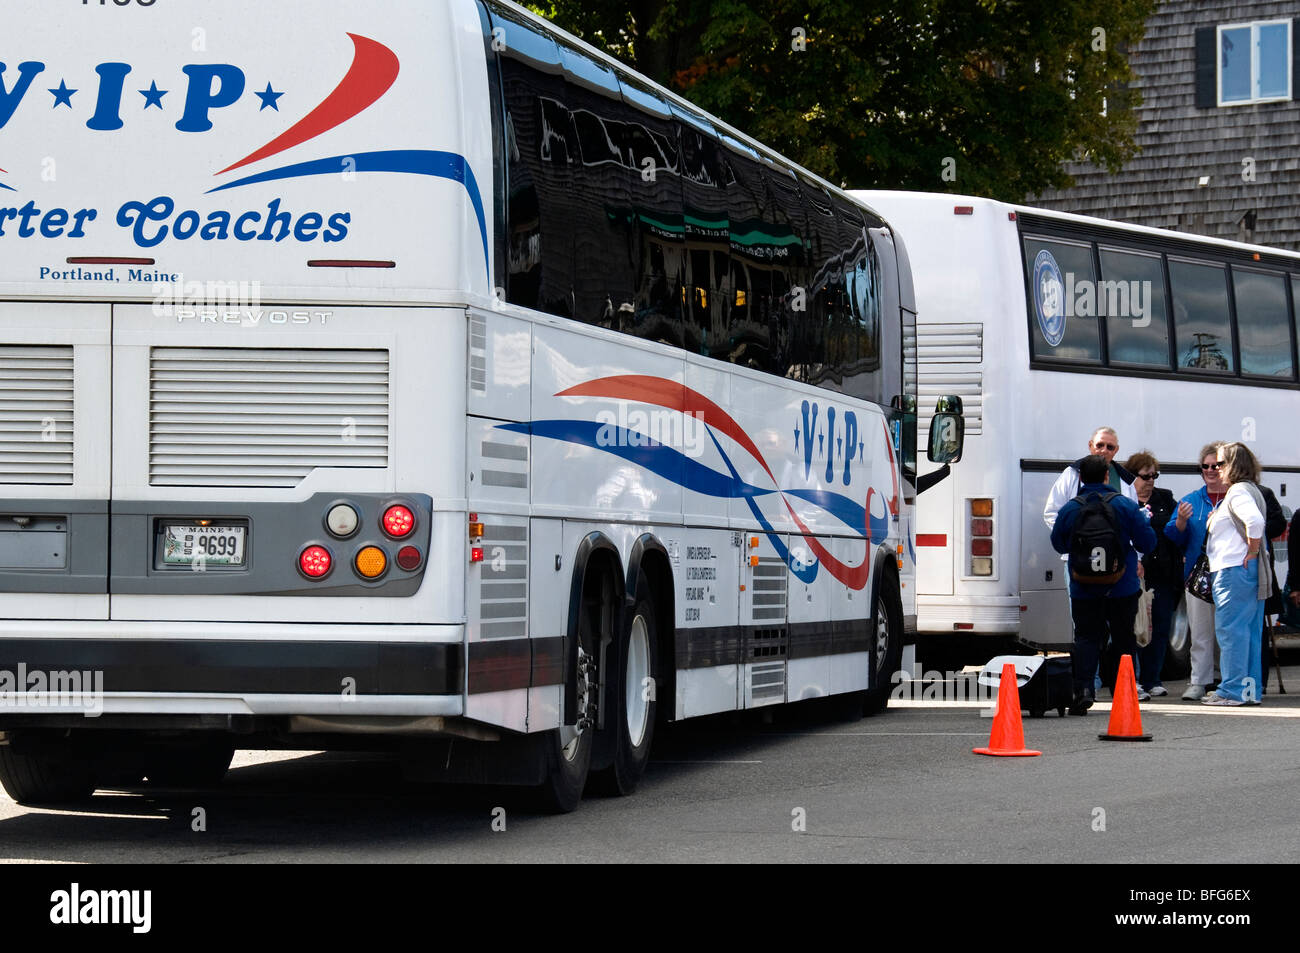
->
[494, 0, 884, 221]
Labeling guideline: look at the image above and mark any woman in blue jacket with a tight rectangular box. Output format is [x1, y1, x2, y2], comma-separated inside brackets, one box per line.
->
[1163, 442, 1225, 700]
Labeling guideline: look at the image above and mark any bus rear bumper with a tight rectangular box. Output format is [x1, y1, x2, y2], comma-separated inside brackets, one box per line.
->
[0, 624, 465, 723]
[916, 595, 1022, 634]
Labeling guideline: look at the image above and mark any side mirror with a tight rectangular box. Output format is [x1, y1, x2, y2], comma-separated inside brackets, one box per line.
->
[927, 396, 965, 465]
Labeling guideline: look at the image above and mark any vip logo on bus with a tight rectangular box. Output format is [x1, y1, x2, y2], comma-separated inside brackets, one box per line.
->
[503, 375, 899, 590]
[795, 399, 862, 486]
[0, 36, 489, 271]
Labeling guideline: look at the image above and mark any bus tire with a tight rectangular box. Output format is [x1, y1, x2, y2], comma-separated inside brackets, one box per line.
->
[143, 739, 235, 788]
[864, 569, 904, 715]
[0, 743, 96, 806]
[589, 580, 658, 796]
[528, 587, 600, 813]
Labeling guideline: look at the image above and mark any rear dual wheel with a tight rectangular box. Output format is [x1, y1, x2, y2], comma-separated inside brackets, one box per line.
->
[589, 583, 658, 796]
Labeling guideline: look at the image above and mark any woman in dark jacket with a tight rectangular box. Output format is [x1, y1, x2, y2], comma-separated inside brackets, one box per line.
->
[1125, 451, 1183, 696]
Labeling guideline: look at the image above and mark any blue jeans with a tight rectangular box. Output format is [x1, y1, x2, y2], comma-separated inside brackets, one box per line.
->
[1137, 584, 1178, 690]
[1211, 563, 1265, 703]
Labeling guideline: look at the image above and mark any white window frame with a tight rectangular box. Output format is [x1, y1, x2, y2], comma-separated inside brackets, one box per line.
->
[1216, 19, 1292, 107]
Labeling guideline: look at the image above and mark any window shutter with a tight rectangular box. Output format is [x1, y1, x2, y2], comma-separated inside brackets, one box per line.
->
[1194, 26, 1216, 107]
[1293, 19, 1300, 100]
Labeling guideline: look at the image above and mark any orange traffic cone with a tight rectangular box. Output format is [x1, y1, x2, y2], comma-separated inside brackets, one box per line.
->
[1099, 653, 1152, 742]
[973, 662, 1042, 757]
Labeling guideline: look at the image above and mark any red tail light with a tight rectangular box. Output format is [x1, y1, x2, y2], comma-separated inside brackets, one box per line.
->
[299, 545, 332, 578]
[382, 505, 415, 538]
[396, 545, 422, 571]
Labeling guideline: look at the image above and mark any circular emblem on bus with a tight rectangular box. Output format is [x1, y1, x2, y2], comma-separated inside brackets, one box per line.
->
[1032, 249, 1066, 348]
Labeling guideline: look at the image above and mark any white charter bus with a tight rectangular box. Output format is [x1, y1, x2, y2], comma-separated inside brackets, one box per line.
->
[0, 1, 961, 811]
[852, 190, 1298, 662]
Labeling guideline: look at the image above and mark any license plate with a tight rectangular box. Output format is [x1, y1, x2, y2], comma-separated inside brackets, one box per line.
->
[160, 523, 246, 566]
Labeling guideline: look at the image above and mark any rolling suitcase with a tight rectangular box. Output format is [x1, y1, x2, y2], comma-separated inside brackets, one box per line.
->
[978, 654, 1074, 718]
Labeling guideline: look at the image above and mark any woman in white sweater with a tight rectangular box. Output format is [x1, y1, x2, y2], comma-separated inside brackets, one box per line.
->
[1204, 442, 1270, 706]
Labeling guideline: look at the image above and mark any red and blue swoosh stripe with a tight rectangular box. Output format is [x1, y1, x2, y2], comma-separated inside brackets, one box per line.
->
[500, 375, 897, 590]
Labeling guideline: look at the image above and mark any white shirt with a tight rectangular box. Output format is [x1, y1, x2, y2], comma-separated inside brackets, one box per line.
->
[1043, 464, 1139, 528]
[1206, 482, 1265, 572]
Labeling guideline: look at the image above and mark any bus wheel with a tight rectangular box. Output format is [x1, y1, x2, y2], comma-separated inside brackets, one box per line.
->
[143, 739, 235, 788]
[0, 741, 96, 806]
[590, 581, 658, 796]
[864, 573, 904, 715]
[529, 611, 598, 813]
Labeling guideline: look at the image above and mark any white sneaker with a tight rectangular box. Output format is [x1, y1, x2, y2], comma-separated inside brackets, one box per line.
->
[1182, 684, 1206, 701]
[1148, 686, 1168, 697]
[1135, 687, 1151, 702]
[1202, 693, 1244, 707]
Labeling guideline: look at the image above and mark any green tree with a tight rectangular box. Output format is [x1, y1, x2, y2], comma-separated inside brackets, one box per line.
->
[525, 0, 1155, 200]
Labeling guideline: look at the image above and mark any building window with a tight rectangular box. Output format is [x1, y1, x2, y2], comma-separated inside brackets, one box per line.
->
[1218, 20, 1291, 105]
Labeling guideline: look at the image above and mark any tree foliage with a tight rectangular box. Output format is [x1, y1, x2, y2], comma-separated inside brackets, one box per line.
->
[525, 0, 1156, 200]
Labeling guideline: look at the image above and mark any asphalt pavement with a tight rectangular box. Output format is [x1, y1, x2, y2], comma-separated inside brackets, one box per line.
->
[1, 661, 1297, 864]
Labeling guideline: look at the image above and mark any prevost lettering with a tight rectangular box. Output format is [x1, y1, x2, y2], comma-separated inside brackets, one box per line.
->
[0, 197, 350, 248]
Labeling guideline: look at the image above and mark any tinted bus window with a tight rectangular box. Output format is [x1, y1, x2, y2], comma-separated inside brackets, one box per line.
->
[1023, 236, 1100, 364]
[1098, 247, 1169, 369]
[720, 142, 772, 371]
[1233, 268, 1293, 378]
[1169, 258, 1234, 374]
[616, 76, 684, 347]
[556, 43, 636, 326]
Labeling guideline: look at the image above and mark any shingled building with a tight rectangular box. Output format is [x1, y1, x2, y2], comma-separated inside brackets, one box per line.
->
[1034, 1, 1300, 250]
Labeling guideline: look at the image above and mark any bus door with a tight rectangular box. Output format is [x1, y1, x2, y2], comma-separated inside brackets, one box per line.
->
[0, 303, 111, 622]
[1018, 466, 1071, 649]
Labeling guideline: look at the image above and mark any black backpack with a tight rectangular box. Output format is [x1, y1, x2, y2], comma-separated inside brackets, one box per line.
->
[1068, 490, 1125, 585]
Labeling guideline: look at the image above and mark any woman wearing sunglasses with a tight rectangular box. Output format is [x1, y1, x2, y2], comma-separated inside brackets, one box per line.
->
[1123, 451, 1182, 699]
[1203, 442, 1270, 706]
[1164, 442, 1225, 700]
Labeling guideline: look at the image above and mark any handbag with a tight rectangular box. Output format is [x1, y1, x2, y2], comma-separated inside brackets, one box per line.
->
[1283, 585, 1300, 630]
[1185, 544, 1214, 603]
[1134, 585, 1155, 647]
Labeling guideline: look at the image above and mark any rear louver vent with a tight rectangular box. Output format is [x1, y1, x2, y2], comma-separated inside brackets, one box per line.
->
[0, 345, 74, 485]
[468, 313, 487, 393]
[917, 324, 984, 436]
[751, 556, 788, 621]
[150, 347, 389, 487]
[477, 518, 528, 639]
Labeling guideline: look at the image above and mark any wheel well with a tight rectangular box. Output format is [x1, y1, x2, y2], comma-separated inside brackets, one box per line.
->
[871, 551, 904, 689]
[566, 534, 625, 726]
[634, 548, 675, 724]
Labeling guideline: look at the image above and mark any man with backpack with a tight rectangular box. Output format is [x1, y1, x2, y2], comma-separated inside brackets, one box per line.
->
[1050, 454, 1157, 715]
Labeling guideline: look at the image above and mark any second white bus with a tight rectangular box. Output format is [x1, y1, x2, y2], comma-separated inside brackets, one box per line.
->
[852, 191, 1297, 663]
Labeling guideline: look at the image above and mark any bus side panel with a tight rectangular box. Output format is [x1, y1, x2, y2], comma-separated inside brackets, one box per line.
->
[828, 535, 872, 696]
[674, 527, 741, 720]
[529, 325, 684, 525]
[526, 518, 565, 732]
[786, 534, 836, 702]
[915, 465, 955, 596]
